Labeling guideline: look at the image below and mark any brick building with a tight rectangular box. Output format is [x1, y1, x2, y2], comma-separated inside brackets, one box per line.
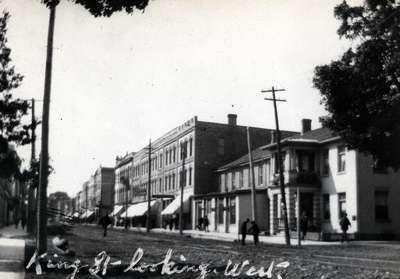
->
[114, 114, 293, 229]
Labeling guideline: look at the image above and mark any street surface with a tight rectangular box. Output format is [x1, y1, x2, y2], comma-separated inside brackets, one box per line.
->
[24, 225, 400, 279]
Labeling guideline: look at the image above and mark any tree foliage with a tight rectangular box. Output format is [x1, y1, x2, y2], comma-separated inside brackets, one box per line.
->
[20, 159, 54, 189]
[40, 0, 149, 16]
[0, 12, 31, 178]
[313, 0, 400, 170]
[48, 191, 70, 210]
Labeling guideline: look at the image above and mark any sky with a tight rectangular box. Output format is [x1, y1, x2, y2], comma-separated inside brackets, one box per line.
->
[0, 0, 358, 197]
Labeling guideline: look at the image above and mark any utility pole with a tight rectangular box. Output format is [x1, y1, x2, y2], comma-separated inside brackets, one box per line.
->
[27, 98, 37, 234]
[37, 2, 57, 254]
[297, 186, 301, 246]
[31, 98, 36, 164]
[246, 127, 257, 222]
[146, 139, 152, 233]
[179, 142, 187, 235]
[261, 86, 291, 246]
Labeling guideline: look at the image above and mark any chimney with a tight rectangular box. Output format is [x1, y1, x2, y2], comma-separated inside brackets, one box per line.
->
[227, 114, 237, 126]
[301, 119, 312, 134]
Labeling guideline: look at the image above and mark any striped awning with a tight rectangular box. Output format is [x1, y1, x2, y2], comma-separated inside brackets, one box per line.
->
[121, 201, 156, 218]
[111, 205, 124, 216]
[161, 192, 191, 215]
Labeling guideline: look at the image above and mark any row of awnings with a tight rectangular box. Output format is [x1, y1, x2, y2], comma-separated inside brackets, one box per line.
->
[70, 192, 192, 220]
[71, 210, 94, 219]
[113, 191, 192, 218]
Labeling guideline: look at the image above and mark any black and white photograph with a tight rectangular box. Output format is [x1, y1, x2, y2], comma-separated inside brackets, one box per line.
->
[0, 0, 400, 278]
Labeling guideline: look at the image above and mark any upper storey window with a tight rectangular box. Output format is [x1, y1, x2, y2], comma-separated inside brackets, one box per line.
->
[337, 146, 346, 173]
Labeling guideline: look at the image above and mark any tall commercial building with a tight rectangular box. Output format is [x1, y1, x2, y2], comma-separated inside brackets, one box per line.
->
[113, 115, 296, 229]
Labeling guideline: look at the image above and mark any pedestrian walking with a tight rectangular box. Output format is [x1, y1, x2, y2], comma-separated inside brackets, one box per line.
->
[300, 211, 308, 240]
[340, 213, 351, 242]
[203, 216, 210, 232]
[249, 221, 260, 245]
[99, 215, 112, 237]
[240, 218, 250, 245]
[14, 210, 20, 229]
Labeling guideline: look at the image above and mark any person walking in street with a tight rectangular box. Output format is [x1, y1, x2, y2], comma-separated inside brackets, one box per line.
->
[300, 211, 308, 240]
[340, 213, 351, 242]
[203, 216, 210, 232]
[249, 221, 260, 245]
[240, 218, 250, 245]
[21, 213, 26, 230]
[99, 214, 112, 237]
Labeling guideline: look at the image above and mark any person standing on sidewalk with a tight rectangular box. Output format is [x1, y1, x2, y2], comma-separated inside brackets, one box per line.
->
[340, 213, 351, 242]
[249, 221, 260, 245]
[240, 219, 250, 245]
[14, 207, 20, 229]
[300, 212, 308, 240]
[203, 216, 209, 232]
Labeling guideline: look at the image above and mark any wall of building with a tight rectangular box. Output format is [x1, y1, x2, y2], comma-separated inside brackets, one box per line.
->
[356, 153, 400, 238]
[99, 168, 115, 216]
[238, 192, 269, 232]
[320, 143, 358, 234]
[194, 121, 275, 195]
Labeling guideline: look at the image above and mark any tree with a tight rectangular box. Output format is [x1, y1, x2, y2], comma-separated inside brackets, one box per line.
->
[0, 12, 30, 179]
[36, 0, 150, 253]
[20, 159, 53, 233]
[313, 0, 400, 170]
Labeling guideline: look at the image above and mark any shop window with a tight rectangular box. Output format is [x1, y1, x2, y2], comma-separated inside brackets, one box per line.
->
[229, 197, 236, 225]
[218, 198, 224, 225]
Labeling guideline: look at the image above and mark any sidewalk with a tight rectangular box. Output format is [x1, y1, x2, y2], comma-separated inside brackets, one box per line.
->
[110, 225, 341, 246]
[0, 225, 28, 278]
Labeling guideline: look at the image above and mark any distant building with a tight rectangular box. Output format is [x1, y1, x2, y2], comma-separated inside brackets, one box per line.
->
[79, 166, 115, 222]
[197, 119, 400, 240]
[113, 115, 296, 229]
